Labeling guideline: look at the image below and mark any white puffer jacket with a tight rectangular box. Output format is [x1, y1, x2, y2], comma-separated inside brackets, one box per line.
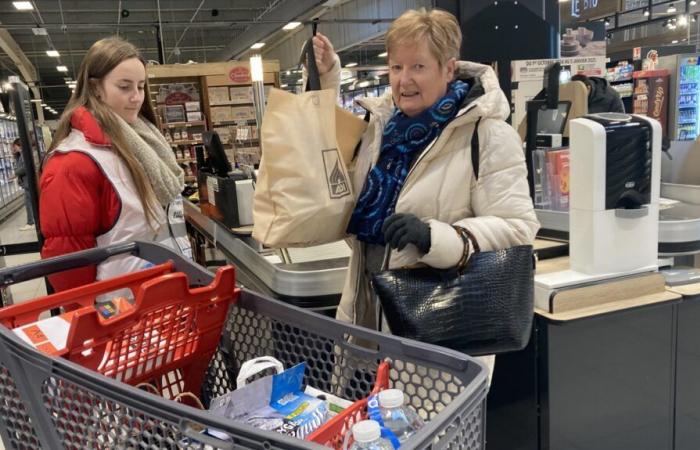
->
[321, 60, 540, 328]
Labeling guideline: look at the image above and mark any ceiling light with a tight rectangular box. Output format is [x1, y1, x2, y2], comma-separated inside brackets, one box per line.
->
[668, 3, 677, 13]
[644, 8, 650, 16]
[344, 62, 358, 68]
[693, 14, 697, 22]
[46, 50, 60, 57]
[692, 0, 697, 5]
[12, 2, 34, 10]
[283, 21, 302, 31]
[357, 80, 370, 88]
[30, 99, 42, 103]
[378, 52, 388, 58]
[250, 42, 265, 50]
[280, 84, 288, 88]
[672, 40, 679, 43]
[679, 15, 688, 26]
[604, 17, 611, 26]
[41, 103, 47, 107]
[56, 65, 68, 72]
[31, 28, 48, 36]
[341, 77, 357, 85]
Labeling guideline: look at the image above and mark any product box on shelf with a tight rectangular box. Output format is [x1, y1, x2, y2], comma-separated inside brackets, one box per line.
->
[186, 111, 203, 122]
[229, 86, 253, 104]
[231, 106, 255, 121]
[208, 87, 230, 105]
[211, 106, 234, 124]
[164, 105, 187, 123]
[184, 101, 200, 112]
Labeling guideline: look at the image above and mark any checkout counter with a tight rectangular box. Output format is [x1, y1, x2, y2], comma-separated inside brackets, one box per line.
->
[184, 200, 348, 311]
[487, 71, 700, 450]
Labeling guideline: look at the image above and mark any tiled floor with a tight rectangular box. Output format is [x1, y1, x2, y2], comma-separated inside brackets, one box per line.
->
[0, 206, 43, 450]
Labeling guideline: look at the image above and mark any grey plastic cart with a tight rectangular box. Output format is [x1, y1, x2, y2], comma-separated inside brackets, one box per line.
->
[0, 241, 488, 450]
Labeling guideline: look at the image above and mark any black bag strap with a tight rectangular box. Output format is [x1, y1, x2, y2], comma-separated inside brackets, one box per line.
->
[301, 37, 322, 91]
[471, 117, 482, 180]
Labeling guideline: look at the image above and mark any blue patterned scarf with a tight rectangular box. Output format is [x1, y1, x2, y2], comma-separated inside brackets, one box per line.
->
[346, 80, 469, 244]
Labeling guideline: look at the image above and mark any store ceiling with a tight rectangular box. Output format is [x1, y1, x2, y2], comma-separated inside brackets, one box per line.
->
[0, 0, 327, 116]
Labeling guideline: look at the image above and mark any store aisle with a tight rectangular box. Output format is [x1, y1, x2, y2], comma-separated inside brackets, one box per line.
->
[0, 206, 45, 304]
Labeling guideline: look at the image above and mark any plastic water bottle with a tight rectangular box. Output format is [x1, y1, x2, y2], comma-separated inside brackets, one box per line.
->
[348, 420, 394, 450]
[377, 389, 425, 443]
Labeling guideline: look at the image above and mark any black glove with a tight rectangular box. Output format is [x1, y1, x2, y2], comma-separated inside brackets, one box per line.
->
[382, 213, 431, 254]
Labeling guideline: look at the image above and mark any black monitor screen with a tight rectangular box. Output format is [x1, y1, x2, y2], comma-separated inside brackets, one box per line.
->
[202, 131, 232, 178]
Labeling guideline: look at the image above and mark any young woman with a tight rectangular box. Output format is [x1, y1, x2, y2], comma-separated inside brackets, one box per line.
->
[40, 37, 187, 292]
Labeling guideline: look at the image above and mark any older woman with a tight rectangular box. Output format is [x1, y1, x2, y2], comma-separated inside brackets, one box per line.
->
[311, 8, 539, 374]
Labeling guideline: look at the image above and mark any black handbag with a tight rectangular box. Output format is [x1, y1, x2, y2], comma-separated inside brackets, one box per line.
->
[370, 118, 535, 357]
[371, 244, 535, 356]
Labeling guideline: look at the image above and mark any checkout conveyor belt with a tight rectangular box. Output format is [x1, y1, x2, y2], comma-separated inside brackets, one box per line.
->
[184, 200, 348, 310]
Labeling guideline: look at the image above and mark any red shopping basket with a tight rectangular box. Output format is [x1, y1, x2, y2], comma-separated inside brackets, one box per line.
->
[0, 260, 239, 396]
[307, 361, 391, 449]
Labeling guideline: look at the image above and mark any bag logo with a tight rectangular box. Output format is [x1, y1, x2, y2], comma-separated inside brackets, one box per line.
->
[322, 149, 351, 198]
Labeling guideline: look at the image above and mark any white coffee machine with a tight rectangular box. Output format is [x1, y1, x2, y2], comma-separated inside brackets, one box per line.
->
[535, 113, 662, 309]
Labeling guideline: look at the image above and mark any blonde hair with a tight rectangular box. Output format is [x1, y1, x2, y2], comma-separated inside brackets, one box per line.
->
[50, 36, 160, 226]
[386, 8, 462, 66]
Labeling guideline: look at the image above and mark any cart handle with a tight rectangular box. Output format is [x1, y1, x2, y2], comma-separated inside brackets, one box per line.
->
[0, 241, 213, 288]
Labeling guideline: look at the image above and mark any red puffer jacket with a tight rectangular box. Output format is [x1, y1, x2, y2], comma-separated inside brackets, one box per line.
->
[40, 107, 120, 292]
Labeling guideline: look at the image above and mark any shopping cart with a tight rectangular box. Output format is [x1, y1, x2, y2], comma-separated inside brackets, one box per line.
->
[0, 241, 488, 450]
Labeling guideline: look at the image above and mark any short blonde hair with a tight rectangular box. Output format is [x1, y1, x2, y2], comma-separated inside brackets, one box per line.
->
[386, 8, 462, 66]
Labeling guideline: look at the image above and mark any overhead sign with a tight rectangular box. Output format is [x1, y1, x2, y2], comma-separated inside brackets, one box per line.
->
[562, 0, 621, 24]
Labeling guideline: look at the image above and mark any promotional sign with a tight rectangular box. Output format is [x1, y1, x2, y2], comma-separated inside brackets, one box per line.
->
[513, 56, 607, 82]
[561, 22, 606, 57]
[511, 56, 607, 130]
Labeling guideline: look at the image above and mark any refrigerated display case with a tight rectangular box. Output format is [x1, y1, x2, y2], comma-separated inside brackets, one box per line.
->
[676, 55, 700, 140]
[0, 117, 21, 208]
[632, 69, 670, 137]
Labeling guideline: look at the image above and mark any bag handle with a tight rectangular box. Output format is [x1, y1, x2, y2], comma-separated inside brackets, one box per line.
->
[301, 21, 322, 91]
[236, 356, 284, 388]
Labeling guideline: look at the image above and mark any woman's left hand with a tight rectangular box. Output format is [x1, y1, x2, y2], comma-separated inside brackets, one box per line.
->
[382, 213, 431, 254]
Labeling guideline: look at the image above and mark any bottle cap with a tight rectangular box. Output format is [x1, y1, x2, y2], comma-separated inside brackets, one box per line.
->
[352, 420, 381, 443]
[378, 389, 404, 409]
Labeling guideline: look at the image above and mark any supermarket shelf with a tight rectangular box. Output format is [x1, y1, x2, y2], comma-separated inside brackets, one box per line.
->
[170, 140, 203, 146]
[212, 120, 256, 126]
[679, 104, 698, 109]
[209, 102, 254, 107]
[161, 121, 206, 128]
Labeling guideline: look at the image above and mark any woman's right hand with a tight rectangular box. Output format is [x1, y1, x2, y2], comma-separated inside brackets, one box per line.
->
[311, 33, 337, 76]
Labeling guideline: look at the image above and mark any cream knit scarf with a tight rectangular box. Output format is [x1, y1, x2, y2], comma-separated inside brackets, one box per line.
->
[115, 114, 184, 207]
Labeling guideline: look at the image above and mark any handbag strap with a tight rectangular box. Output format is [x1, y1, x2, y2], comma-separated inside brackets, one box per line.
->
[471, 117, 482, 181]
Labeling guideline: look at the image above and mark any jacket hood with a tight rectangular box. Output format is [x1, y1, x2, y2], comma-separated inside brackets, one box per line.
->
[70, 106, 111, 147]
[587, 76, 609, 96]
[357, 61, 510, 123]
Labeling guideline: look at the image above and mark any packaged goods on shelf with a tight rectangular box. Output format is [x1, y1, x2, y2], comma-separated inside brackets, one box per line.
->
[208, 86, 231, 105]
[211, 106, 234, 123]
[229, 86, 254, 104]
